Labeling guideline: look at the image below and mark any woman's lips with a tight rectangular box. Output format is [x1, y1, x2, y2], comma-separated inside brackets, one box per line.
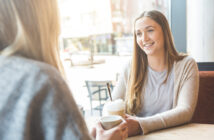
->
[143, 42, 155, 48]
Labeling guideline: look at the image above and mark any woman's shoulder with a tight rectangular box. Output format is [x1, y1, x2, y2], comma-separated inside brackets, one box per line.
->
[174, 55, 197, 68]
[16, 56, 61, 78]
[0, 56, 71, 110]
[120, 58, 132, 77]
[124, 58, 132, 70]
[174, 55, 198, 76]
[0, 55, 65, 88]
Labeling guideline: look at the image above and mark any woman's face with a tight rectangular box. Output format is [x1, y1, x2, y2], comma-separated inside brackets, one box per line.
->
[135, 17, 164, 56]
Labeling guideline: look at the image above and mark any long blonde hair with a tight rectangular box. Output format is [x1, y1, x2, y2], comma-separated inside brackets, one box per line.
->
[126, 10, 186, 115]
[0, 0, 64, 75]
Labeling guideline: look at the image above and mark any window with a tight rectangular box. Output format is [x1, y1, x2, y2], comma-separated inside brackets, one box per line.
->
[58, 0, 171, 118]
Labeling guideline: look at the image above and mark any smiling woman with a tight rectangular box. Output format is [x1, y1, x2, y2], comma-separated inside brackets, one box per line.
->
[135, 17, 164, 57]
[112, 10, 199, 136]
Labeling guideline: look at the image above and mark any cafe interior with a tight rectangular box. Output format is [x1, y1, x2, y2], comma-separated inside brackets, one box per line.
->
[58, 0, 214, 139]
[1, 0, 213, 139]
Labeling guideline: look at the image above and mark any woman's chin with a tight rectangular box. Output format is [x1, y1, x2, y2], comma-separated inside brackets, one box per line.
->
[143, 50, 154, 56]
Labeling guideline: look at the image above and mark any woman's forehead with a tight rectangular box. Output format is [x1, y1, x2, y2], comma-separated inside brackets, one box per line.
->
[135, 17, 159, 30]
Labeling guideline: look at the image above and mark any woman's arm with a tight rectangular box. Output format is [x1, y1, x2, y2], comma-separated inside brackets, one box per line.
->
[112, 60, 131, 100]
[137, 57, 199, 134]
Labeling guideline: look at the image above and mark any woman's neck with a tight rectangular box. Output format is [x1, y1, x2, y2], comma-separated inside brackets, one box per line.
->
[147, 53, 166, 72]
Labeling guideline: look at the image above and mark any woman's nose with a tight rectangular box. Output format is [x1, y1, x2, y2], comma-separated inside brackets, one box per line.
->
[142, 33, 149, 41]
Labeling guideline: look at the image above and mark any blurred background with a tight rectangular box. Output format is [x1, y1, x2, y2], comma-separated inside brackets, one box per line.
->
[57, 0, 214, 119]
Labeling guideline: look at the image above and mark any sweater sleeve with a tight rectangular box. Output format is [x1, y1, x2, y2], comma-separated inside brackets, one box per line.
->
[28, 68, 93, 140]
[137, 57, 199, 134]
[112, 60, 131, 100]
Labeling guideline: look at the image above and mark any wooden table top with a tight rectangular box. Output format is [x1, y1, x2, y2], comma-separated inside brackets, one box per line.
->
[127, 123, 214, 140]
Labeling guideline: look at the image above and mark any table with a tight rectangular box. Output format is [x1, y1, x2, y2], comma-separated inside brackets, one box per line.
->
[127, 123, 214, 140]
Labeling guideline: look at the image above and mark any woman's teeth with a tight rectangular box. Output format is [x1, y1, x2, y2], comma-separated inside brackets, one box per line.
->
[144, 42, 154, 48]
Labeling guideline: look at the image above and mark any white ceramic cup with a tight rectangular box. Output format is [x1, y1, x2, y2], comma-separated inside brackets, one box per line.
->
[100, 115, 122, 130]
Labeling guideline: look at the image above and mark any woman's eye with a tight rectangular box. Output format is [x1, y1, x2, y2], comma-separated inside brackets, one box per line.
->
[136, 32, 141, 36]
[147, 29, 154, 32]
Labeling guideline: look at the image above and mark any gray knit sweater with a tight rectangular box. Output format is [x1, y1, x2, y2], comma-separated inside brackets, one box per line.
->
[0, 56, 92, 140]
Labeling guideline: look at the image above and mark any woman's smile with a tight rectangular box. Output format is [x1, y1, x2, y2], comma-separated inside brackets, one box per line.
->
[143, 42, 155, 48]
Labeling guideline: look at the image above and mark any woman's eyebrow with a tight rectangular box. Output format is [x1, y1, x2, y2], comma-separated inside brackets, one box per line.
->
[145, 25, 154, 29]
[135, 25, 154, 32]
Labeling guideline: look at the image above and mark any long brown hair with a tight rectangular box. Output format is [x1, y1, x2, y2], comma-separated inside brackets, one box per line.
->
[126, 10, 186, 115]
[0, 0, 64, 75]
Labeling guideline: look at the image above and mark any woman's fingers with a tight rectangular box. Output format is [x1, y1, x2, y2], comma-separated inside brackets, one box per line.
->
[122, 125, 128, 139]
[111, 119, 128, 139]
[119, 119, 128, 130]
[124, 114, 129, 118]
[125, 114, 133, 120]
[96, 118, 129, 140]
[96, 121, 105, 132]
[90, 126, 96, 138]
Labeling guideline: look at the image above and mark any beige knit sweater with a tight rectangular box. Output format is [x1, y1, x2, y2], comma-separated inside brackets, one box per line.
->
[112, 56, 199, 134]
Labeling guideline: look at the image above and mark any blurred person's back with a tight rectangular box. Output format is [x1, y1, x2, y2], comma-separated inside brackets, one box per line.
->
[0, 55, 90, 139]
[0, 0, 91, 139]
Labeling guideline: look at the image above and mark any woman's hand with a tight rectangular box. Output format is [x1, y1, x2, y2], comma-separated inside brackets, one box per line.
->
[90, 124, 97, 138]
[94, 119, 128, 140]
[125, 114, 142, 137]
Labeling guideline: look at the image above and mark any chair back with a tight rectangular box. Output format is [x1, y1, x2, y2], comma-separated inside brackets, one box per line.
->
[85, 80, 113, 116]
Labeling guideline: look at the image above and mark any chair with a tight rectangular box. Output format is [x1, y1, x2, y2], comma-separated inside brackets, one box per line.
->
[191, 71, 214, 124]
[85, 80, 113, 116]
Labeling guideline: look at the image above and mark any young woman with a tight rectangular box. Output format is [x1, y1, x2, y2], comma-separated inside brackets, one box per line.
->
[0, 0, 127, 140]
[112, 10, 199, 136]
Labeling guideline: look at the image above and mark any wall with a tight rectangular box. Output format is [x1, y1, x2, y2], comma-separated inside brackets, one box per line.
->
[187, 0, 214, 62]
